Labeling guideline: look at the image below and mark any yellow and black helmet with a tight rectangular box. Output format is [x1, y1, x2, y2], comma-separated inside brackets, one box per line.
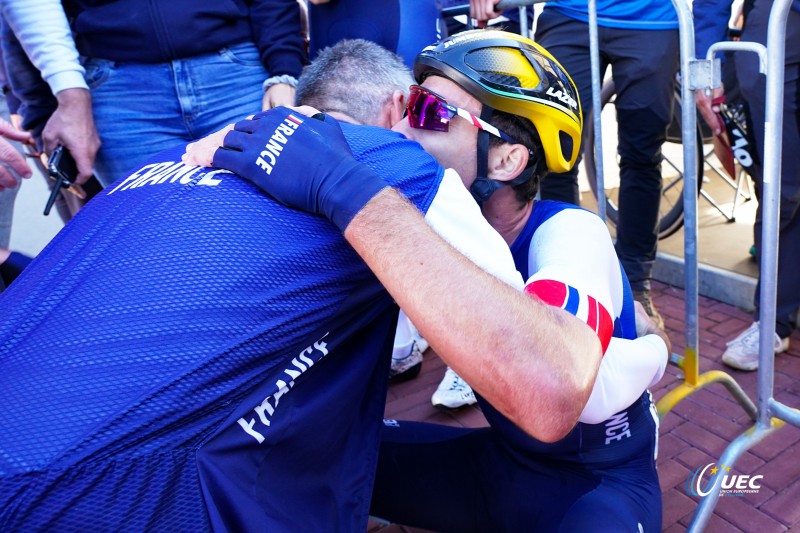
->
[414, 29, 582, 174]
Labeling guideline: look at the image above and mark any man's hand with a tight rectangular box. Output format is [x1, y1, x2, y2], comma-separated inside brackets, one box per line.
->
[262, 83, 296, 110]
[694, 87, 725, 136]
[0, 118, 33, 191]
[471, 0, 503, 27]
[634, 300, 671, 355]
[211, 106, 388, 231]
[183, 123, 237, 168]
[41, 88, 101, 185]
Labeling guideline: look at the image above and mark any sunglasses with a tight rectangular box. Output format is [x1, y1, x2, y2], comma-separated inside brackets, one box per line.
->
[405, 85, 519, 144]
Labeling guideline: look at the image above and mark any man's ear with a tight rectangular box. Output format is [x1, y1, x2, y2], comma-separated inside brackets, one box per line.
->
[389, 90, 406, 126]
[375, 90, 406, 129]
[488, 143, 530, 183]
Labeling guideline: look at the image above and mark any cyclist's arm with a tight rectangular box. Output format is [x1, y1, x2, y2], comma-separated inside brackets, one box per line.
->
[579, 334, 668, 424]
[345, 189, 602, 443]
[523, 208, 667, 421]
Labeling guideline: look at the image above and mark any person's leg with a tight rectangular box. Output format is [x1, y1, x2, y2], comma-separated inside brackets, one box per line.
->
[0, 99, 21, 247]
[389, 310, 425, 381]
[534, 10, 601, 205]
[87, 43, 267, 187]
[371, 421, 493, 532]
[608, 27, 679, 298]
[557, 460, 661, 533]
[373, 420, 607, 532]
[726, 3, 800, 368]
[741, 3, 800, 339]
[0, 186, 18, 249]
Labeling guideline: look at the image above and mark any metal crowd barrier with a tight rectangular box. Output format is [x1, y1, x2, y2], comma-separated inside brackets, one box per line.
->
[668, 0, 800, 529]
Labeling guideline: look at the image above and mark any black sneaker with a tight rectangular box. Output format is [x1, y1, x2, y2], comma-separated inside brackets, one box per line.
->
[633, 290, 665, 330]
[389, 341, 424, 382]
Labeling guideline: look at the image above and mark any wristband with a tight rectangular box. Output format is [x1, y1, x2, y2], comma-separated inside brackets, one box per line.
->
[262, 75, 298, 93]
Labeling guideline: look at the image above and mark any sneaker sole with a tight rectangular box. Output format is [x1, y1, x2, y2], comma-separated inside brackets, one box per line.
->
[389, 362, 422, 383]
[431, 398, 477, 410]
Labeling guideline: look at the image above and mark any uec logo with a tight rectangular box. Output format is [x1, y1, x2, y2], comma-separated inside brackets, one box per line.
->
[686, 463, 763, 497]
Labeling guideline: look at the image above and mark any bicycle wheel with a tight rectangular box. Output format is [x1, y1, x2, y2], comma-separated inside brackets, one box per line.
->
[584, 80, 705, 240]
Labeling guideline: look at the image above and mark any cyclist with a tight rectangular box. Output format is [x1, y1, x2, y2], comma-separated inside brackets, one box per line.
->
[366, 31, 666, 532]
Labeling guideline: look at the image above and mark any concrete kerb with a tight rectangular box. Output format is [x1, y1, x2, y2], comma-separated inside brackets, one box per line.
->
[653, 251, 757, 313]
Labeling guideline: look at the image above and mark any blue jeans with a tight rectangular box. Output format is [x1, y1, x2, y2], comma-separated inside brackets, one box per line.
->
[85, 42, 268, 186]
[0, 98, 21, 248]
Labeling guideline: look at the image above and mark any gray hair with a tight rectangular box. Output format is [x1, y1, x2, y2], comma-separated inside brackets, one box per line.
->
[296, 39, 414, 126]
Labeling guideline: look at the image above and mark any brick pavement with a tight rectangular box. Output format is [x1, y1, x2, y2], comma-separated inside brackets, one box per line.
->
[371, 280, 800, 532]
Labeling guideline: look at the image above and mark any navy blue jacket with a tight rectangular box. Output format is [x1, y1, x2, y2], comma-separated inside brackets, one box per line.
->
[62, 0, 306, 77]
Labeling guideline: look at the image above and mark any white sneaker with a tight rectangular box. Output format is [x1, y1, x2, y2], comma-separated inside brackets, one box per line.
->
[722, 321, 790, 371]
[389, 340, 424, 382]
[431, 368, 477, 409]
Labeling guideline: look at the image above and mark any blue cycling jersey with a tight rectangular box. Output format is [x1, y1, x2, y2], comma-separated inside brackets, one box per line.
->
[546, 0, 678, 30]
[0, 124, 443, 531]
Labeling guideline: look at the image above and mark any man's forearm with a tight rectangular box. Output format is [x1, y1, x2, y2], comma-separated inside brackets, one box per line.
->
[344, 188, 602, 442]
[2, 0, 87, 95]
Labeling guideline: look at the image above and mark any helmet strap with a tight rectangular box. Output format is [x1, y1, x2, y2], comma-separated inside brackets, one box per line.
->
[469, 105, 503, 206]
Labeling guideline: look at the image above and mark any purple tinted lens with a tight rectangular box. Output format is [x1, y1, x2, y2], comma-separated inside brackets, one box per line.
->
[407, 88, 450, 132]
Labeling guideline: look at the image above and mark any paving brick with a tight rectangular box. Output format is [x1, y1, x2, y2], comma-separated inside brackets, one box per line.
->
[660, 411, 687, 434]
[750, 424, 800, 462]
[713, 493, 788, 533]
[688, 389, 754, 422]
[660, 432, 692, 460]
[761, 478, 800, 527]
[662, 489, 699, 529]
[709, 318, 751, 338]
[707, 310, 734, 324]
[659, 458, 692, 491]
[679, 512, 748, 533]
[674, 397, 749, 441]
[672, 421, 730, 457]
[754, 440, 800, 492]
[675, 446, 715, 470]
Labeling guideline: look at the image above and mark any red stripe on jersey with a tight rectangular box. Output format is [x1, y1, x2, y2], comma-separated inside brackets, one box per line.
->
[586, 294, 598, 331]
[525, 279, 613, 355]
[596, 302, 613, 354]
[587, 295, 613, 354]
[287, 114, 304, 125]
[524, 279, 567, 308]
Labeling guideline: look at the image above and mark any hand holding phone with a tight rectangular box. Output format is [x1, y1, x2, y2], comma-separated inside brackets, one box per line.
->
[44, 145, 79, 216]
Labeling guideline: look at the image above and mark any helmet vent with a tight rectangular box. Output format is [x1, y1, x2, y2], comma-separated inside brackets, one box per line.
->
[559, 130, 575, 161]
[464, 48, 540, 89]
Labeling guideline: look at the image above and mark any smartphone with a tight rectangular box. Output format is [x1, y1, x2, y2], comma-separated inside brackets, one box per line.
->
[43, 145, 78, 216]
[48, 145, 79, 186]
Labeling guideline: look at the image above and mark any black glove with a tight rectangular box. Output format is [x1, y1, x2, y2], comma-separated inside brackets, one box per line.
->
[212, 107, 388, 231]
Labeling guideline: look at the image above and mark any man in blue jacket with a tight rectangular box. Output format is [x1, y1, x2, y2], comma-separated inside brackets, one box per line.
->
[2, 0, 306, 186]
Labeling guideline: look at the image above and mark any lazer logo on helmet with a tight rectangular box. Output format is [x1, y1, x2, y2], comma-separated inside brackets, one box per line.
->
[546, 87, 578, 110]
[255, 114, 304, 175]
